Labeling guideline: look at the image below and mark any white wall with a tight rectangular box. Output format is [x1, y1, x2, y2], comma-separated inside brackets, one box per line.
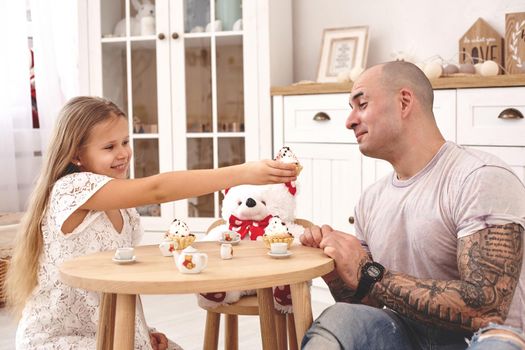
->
[292, 0, 525, 81]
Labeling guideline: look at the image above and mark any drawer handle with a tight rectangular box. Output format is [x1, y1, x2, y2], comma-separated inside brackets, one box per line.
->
[313, 112, 331, 121]
[497, 108, 523, 119]
[348, 216, 355, 224]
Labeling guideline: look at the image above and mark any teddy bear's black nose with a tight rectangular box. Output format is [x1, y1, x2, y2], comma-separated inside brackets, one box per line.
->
[246, 198, 256, 208]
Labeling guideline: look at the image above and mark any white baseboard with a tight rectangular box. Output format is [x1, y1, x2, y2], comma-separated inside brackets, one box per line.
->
[311, 278, 334, 304]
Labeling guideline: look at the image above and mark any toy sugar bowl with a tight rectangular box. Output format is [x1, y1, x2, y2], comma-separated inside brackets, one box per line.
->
[174, 246, 208, 274]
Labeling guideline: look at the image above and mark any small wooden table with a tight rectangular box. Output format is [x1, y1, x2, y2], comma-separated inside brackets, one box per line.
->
[60, 241, 334, 350]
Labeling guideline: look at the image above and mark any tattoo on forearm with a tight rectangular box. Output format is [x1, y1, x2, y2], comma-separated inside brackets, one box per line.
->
[371, 223, 523, 331]
[327, 255, 370, 304]
[326, 277, 361, 303]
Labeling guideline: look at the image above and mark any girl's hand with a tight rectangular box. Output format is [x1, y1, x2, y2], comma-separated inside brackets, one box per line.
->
[149, 331, 169, 350]
[241, 159, 297, 185]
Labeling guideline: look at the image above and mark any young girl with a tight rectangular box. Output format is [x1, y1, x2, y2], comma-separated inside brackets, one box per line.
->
[5, 96, 297, 349]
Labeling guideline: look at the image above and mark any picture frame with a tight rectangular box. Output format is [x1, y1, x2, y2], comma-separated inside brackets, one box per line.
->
[317, 26, 370, 83]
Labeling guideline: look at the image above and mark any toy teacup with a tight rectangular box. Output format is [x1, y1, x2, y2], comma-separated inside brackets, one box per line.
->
[221, 231, 240, 242]
[159, 239, 179, 257]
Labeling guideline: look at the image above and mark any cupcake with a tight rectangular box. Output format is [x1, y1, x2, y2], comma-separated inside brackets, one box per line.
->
[275, 146, 303, 175]
[164, 219, 195, 250]
[262, 216, 294, 248]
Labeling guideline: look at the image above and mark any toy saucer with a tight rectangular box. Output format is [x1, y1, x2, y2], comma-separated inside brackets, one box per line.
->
[267, 251, 292, 259]
[112, 256, 137, 264]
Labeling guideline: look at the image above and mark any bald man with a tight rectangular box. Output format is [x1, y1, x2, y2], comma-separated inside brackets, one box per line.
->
[300, 61, 525, 350]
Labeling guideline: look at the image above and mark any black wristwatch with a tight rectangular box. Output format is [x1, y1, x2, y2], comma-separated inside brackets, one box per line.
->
[353, 261, 385, 300]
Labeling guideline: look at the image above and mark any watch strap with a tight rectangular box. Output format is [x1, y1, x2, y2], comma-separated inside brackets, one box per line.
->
[353, 261, 384, 300]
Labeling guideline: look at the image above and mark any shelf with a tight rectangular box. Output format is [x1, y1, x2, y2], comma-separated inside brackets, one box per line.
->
[101, 36, 157, 50]
[101, 35, 157, 42]
[132, 134, 159, 139]
[184, 31, 243, 39]
[271, 74, 525, 96]
[186, 132, 245, 138]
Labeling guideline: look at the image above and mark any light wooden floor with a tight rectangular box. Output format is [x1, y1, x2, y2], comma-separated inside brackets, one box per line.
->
[0, 288, 334, 349]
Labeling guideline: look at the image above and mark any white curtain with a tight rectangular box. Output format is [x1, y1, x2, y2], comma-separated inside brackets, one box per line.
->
[0, 0, 34, 211]
[31, 0, 80, 150]
[0, 0, 80, 212]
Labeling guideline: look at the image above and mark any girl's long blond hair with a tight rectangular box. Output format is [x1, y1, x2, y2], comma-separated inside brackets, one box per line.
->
[5, 96, 125, 317]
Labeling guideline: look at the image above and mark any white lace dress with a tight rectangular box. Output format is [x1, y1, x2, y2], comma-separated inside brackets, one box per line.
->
[16, 172, 152, 349]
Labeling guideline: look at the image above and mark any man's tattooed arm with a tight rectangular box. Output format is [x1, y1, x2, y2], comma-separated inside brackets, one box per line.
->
[325, 254, 384, 307]
[326, 276, 361, 303]
[370, 223, 523, 332]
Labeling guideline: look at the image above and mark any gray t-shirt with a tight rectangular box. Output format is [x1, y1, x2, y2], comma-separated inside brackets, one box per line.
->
[355, 141, 525, 331]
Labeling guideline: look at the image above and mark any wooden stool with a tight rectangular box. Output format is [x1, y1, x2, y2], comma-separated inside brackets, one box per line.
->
[202, 295, 298, 350]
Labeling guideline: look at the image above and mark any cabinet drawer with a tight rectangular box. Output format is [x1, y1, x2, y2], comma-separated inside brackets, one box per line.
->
[457, 87, 525, 146]
[283, 94, 356, 143]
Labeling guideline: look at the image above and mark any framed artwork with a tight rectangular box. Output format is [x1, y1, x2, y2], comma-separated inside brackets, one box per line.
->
[317, 26, 370, 83]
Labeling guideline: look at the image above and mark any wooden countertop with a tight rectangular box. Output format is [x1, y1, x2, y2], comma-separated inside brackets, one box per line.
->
[271, 74, 525, 96]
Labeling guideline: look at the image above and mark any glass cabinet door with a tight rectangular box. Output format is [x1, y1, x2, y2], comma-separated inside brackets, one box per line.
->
[183, 0, 244, 220]
[88, 0, 291, 231]
[97, 0, 171, 223]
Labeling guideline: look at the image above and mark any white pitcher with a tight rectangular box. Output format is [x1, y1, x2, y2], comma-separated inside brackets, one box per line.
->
[174, 246, 208, 274]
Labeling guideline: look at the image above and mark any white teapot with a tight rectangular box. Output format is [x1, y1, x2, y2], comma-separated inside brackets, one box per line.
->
[174, 246, 208, 274]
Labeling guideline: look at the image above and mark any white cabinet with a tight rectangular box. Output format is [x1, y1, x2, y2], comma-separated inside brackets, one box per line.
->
[83, 0, 292, 232]
[433, 89, 457, 142]
[291, 143, 361, 233]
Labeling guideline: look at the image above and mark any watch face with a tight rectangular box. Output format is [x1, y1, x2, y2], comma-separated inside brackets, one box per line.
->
[367, 265, 381, 278]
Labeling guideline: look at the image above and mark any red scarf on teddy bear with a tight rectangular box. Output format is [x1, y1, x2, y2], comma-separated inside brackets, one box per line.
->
[228, 214, 273, 240]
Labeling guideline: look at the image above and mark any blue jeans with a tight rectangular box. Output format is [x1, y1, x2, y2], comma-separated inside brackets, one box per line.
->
[302, 303, 525, 350]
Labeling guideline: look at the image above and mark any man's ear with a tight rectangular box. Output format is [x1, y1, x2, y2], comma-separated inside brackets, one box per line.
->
[399, 88, 414, 117]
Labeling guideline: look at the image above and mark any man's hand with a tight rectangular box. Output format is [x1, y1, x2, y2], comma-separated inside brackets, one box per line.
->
[150, 331, 168, 350]
[319, 228, 370, 290]
[300, 224, 330, 248]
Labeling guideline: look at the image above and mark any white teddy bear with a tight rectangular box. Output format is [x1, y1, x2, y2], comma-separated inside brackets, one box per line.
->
[114, 0, 155, 37]
[204, 183, 304, 242]
[199, 182, 304, 313]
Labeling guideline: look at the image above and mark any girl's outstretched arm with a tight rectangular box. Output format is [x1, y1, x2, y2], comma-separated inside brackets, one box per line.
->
[80, 160, 297, 211]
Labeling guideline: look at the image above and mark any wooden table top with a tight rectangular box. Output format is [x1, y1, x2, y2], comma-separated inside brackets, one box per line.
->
[59, 241, 334, 295]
